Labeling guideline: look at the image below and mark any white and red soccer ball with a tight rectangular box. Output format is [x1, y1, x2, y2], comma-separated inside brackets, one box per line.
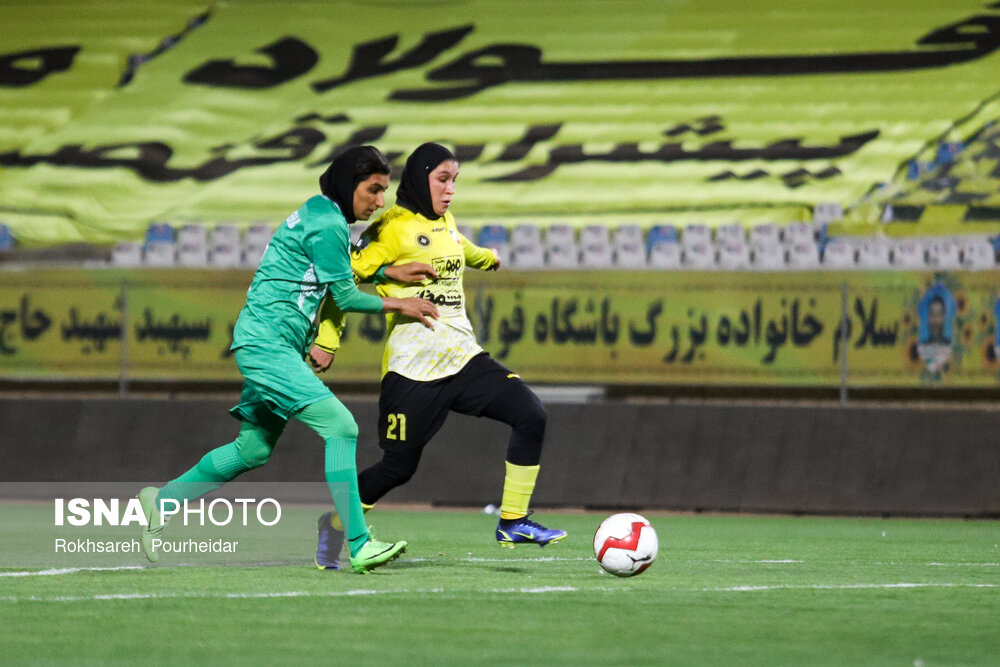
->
[593, 513, 658, 577]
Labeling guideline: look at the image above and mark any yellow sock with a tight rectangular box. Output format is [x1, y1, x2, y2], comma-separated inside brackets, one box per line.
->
[499, 461, 539, 520]
[329, 502, 374, 531]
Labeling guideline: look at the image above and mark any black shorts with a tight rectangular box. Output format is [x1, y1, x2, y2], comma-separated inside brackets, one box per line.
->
[377, 353, 522, 452]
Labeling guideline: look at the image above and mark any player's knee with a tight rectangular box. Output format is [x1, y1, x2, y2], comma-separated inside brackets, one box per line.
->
[235, 438, 273, 469]
[515, 393, 547, 439]
[381, 451, 420, 486]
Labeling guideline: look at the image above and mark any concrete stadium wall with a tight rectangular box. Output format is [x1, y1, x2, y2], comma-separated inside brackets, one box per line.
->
[2, 398, 998, 517]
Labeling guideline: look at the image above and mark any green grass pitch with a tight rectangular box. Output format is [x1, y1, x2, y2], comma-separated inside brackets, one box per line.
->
[2, 505, 998, 665]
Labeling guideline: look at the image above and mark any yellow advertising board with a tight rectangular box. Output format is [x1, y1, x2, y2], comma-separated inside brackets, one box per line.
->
[2, 269, 999, 387]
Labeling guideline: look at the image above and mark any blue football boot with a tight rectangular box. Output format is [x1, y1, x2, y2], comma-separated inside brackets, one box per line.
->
[315, 511, 345, 570]
[496, 512, 567, 548]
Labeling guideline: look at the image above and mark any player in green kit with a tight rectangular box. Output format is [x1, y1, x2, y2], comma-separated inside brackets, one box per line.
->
[136, 146, 438, 573]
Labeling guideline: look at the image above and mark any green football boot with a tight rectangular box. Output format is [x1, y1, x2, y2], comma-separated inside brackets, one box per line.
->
[137, 486, 165, 563]
[349, 535, 407, 574]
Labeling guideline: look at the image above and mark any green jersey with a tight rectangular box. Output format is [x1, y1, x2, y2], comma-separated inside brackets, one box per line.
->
[232, 195, 381, 354]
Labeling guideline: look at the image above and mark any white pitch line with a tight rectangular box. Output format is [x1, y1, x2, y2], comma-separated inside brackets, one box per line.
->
[705, 583, 1000, 592]
[461, 556, 592, 563]
[927, 562, 1000, 567]
[712, 559, 803, 564]
[0, 566, 144, 578]
[0, 586, 577, 604]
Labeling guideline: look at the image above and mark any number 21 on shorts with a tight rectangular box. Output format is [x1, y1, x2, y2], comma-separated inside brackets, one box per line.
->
[386, 413, 407, 441]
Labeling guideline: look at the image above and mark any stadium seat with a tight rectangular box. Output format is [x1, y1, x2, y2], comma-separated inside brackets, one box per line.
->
[822, 238, 855, 268]
[716, 241, 750, 269]
[785, 241, 820, 268]
[457, 224, 474, 241]
[928, 239, 961, 269]
[144, 222, 175, 245]
[813, 202, 844, 225]
[891, 239, 926, 268]
[752, 242, 784, 269]
[749, 223, 780, 247]
[176, 224, 208, 267]
[613, 225, 646, 269]
[112, 241, 143, 267]
[682, 223, 711, 248]
[544, 225, 579, 268]
[647, 240, 681, 269]
[510, 224, 542, 247]
[580, 225, 613, 268]
[0, 223, 12, 251]
[243, 223, 273, 267]
[782, 222, 814, 246]
[477, 225, 510, 266]
[509, 225, 545, 268]
[209, 242, 242, 268]
[961, 239, 996, 270]
[856, 238, 891, 269]
[349, 223, 366, 247]
[682, 242, 714, 269]
[715, 223, 745, 245]
[646, 224, 678, 253]
[209, 223, 240, 248]
[143, 240, 176, 267]
[510, 243, 545, 269]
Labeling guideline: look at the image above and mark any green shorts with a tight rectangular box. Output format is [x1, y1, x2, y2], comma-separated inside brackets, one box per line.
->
[229, 343, 332, 431]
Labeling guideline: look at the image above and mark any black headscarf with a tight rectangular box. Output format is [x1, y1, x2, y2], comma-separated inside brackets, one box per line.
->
[318, 145, 381, 224]
[395, 143, 456, 220]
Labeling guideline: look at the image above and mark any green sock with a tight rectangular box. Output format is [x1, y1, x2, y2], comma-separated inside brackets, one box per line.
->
[158, 442, 251, 506]
[325, 436, 369, 557]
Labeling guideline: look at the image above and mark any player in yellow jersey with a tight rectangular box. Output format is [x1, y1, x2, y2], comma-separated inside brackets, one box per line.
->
[309, 143, 566, 568]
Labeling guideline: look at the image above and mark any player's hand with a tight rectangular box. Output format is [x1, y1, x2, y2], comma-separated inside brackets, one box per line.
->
[385, 296, 439, 329]
[385, 262, 438, 283]
[307, 345, 335, 372]
[487, 249, 501, 271]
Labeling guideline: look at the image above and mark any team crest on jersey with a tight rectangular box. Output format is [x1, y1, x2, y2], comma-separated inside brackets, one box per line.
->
[416, 234, 432, 248]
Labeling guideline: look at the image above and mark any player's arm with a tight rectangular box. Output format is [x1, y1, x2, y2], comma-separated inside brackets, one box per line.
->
[460, 231, 501, 271]
[309, 294, 346, 372]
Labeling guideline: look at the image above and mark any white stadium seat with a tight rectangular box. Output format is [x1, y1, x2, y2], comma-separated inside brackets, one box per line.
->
[510, 224, 542, 247]
[716, 241, 750, 269]
[613, 225, 647, 269]
[782, 222, 814, 246]
[112, 241, 143, 267]
[244, 223, 274, 267]
[647, 240, 681, 269]
[143, 240, 176, 267]
[715, 223, 745, 245]
[961, 239, 996, 270]
[822, 238, 855, 268]
[176, 224, 208, 267]
[457, 224, 474, 241]
[682, 241, 715, 269]
[749, 223, 780, 247]
[544, 224, 579, 268]
[510, 225, 545, 269]
[856, 238, 891, 269]
[928, 239, 961, 269]
[580, 225, 613, 268]
[891, 239, 926, 268]
[786, 241, 820, 269]
[682, 223, 711, 248]
[209, 242, 242, 268]
[813, 201, 844, 225]
[752, 242, 785, 269]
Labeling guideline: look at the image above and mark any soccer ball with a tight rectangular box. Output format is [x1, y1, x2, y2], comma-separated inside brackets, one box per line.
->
[593, 513, 658, 577]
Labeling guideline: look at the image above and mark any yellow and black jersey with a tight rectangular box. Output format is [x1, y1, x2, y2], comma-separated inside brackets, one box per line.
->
[315, 204, 498, 381]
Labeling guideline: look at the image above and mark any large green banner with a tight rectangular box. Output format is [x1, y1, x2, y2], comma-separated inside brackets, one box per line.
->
[3, 269, 999, 387]
[2, 0, 999, 244]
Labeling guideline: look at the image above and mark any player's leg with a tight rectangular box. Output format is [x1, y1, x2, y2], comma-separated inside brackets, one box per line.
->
[138, 416, 283, 562]
[316, 373, 447, 565]
[296, 396, 406, 573]
[453, 358, 567, 547]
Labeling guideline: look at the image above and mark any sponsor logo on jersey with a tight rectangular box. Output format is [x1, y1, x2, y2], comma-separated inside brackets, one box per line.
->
[416, 233, 431, 247]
